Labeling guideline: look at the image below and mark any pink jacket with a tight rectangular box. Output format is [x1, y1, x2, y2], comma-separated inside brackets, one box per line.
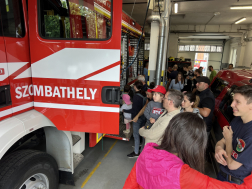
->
[136, 143, 184, 189]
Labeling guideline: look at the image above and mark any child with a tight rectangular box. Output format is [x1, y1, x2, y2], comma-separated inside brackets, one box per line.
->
[144, 85, 166, 130]
[120, 94, 132, 134]
[123, 84, 134, 101]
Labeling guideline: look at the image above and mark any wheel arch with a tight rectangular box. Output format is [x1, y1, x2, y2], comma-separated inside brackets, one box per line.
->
[0, 110, 74, 173]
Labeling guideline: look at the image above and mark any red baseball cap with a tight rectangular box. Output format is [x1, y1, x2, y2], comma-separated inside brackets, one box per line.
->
[147, 89, 152, 93]
[150, 85, 166, 95]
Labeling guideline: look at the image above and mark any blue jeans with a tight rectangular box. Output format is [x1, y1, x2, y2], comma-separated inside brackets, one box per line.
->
[217, 172, 243, 184]
[133, 115, 146, 154]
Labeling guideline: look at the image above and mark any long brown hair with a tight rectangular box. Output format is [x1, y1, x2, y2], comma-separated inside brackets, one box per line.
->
[175, 72, 184, 84]
[155, 112, 207, 173]
[134, 80, 146, 97]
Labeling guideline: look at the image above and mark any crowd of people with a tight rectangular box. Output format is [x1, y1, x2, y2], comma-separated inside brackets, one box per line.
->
[120, 69, 252, 188]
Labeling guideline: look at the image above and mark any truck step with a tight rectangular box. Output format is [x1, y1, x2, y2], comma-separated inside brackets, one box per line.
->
[73, 153, 84, 169]
[72, 134, 81, 146]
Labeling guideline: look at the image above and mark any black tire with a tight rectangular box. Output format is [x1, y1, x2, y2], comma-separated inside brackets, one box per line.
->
[0, 150, 59, 189]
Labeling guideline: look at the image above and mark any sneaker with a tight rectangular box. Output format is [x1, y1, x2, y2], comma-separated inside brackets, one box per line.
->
[127, 151, 140, 158]
[123, 129, 130, 134]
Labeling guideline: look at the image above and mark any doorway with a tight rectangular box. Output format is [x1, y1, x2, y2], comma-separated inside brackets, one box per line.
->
[194, 53, 209, 76]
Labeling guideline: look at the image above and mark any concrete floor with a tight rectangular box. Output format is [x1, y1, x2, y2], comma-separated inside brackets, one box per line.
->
[59, 137, 216, 189]
[59, 137, 137, 189]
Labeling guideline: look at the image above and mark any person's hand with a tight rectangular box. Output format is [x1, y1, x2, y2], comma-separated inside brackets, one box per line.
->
[141, 126, 145, 129]
[150, 118, 155, 124]
[223, 126, 233, 141]
[131, 116, 139, 123]
[215, 146, 228, 166]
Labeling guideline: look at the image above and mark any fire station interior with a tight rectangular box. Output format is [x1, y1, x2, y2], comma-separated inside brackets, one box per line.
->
[58, 0, 252, 188]
[1, 0, 252, 189]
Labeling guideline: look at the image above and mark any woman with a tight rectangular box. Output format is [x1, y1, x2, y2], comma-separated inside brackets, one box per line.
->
[124, 80, 146, 158]
[169, 72, 184, 91]
[123, 112, 252, 189]
[181, 92, 202, 119]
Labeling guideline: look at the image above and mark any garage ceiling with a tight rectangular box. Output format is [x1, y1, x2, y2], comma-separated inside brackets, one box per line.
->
[123, 0, 252, 26]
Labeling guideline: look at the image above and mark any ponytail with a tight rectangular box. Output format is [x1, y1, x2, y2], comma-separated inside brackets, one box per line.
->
[193, 95, 200, 108]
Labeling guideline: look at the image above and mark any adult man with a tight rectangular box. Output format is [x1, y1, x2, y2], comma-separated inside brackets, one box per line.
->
[192, 69, 201, 93]
[208, 65, 217, 83]
[139, 89, 182, 145]
[138, 75, 148, 92]
[228, 64, 234, 69]
[215, 85, 252, 184]
[143, 62, 149, 83]
[166, 66, 173, 80]
[168, 64, 178, 82]
[182, 64, 189, 79]
[196, 76, 215, 135]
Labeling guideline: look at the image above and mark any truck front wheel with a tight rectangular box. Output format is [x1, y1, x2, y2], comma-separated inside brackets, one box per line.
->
[0, 150, 59, 189]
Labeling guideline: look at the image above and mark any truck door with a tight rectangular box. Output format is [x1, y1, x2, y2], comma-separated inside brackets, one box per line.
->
[0, 0, 32, 121]
[28, 0, 122, 134]
[0, 14, 11, 121]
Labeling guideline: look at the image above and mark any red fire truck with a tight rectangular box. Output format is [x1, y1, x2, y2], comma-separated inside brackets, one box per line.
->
[0, 0, 144, 188]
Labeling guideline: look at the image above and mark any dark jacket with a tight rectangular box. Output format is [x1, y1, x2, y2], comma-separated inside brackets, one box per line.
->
[124, 92, 146, 119]
[198, 88, 215, 132]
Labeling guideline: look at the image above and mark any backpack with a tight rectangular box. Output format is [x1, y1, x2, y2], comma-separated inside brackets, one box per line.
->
[136, 93, 147, 108]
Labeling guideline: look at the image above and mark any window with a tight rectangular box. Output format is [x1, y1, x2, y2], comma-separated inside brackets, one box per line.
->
[184, 45, 189, 51]
[179, 45, 184, 51]
[211, 46, 216, 52]
[217, 46, 222, 52]
[0, 0, 25, 38]
[211, 78, 228, 98]
[178, 45, 223, 52]
[144, 43, 150, 50]
[190, 45, 195, 51]
[39, 0, 112, 40]
[219, 85, 237, 123]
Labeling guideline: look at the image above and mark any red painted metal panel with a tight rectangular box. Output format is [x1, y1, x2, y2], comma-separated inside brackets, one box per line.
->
[28, 0, 122, 135]
[4, 0, 33, 117]
[0, 34, 11, 121]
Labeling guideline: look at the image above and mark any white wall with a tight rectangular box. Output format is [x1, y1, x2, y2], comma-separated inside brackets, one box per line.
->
[222, 40, 230, 63]
[243, 27, 252, 67]
[167, 33, 178, 57]
[144, 37, 150, 59]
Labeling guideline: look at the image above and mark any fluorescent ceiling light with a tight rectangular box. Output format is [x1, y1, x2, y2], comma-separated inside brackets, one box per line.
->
[235, 17, 246, 24]
[231, 6, 252, 9]
[174, 3, 178, 14]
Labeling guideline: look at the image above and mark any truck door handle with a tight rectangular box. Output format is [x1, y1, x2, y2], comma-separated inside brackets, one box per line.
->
[101, 86, 120, 105]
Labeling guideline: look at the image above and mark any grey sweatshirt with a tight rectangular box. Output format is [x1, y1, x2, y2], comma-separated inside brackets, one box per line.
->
[144, 101, 164, 129]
